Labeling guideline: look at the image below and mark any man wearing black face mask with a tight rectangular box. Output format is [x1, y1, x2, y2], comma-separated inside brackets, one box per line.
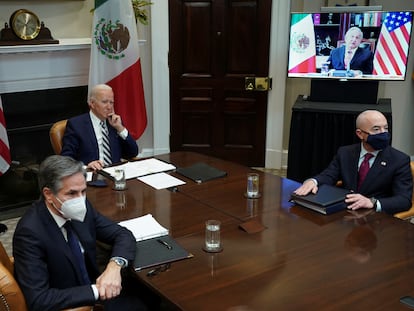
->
[294, 110, 412, 214]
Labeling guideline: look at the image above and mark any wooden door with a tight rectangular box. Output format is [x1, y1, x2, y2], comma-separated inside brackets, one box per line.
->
[169, 0, 272, 166]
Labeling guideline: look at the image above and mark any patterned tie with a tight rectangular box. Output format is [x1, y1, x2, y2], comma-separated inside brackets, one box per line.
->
[344, 50, 353, 69]
[100, 120, 112, 166]
[64, 222, 91, 285]
[357, 153, 374, 191]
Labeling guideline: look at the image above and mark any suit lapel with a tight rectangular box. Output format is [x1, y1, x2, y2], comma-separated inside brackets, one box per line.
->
[360, 147, 390, 192]
[85, 114, 99, 159]
[349, 145, 361, 191]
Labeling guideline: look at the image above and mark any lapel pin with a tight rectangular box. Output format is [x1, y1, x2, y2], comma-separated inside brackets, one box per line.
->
[381, 161, 387, 166]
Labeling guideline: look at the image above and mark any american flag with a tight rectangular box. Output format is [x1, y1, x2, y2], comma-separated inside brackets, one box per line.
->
[373, 12, 413, 76]
[0, 96, 11, 176]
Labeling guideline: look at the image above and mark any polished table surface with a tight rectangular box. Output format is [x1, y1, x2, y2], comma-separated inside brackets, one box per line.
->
[87, 152, 414, 311]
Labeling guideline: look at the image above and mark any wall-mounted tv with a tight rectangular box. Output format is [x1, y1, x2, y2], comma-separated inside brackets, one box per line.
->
[288, 11, 413, 81]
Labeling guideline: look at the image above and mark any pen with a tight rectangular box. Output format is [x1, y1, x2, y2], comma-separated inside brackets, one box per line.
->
[157, 239, 172, 250]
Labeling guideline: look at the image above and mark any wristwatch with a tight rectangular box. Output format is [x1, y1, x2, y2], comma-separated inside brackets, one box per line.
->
[110, 257, 127, 268]
[370, 197, 378, 209]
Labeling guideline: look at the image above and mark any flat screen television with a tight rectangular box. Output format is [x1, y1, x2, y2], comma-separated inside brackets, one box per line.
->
[288, 11, 413, 81]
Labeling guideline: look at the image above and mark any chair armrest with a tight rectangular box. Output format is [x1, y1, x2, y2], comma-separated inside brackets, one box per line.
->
[394, 206, 414, 220]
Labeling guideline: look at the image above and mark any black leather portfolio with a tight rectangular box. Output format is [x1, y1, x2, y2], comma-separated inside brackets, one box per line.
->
[134, 235, 193, 271]
[290, 184, 351, 215]
[176, 162, 227, 183]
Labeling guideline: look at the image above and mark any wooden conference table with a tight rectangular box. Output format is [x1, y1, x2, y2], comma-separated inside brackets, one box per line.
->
[87, 152, 414, 311]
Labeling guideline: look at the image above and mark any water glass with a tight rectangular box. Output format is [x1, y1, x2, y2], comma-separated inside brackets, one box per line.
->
[113, 168, 127, 190]
[204, 220, 222, 252]
[246, 173, 259, 198]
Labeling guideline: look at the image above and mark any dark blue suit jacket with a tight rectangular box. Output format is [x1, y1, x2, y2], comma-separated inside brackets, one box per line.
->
[61, 113, 138, 165]
[327, 46, 374, 74]
[313, 144, 413, 214]
[13, 199, 136, 311]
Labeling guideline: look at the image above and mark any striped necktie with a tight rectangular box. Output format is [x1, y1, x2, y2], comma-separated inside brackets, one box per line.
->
[344, 50, 353, 69]
[100, 120, 112, 166]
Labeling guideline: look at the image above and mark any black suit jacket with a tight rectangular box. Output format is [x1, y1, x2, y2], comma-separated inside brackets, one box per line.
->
[313, 144, 412, 214]
[61, 113, 138, 165]
[13, 200, 136, 311]
[327, 46, 374, 74]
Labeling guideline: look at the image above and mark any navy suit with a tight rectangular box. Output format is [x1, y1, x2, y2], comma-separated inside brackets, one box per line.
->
[313, 144, 413, 214]
[327, 46, 374, 74]
[61, 113, 138, 165]
[12, 200, 138, 310]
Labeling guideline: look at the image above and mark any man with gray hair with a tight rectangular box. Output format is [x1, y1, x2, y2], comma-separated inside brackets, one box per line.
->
[327, 26, 374, 74]
[62, 84, 139, 171]
[13, 155, 152, 310]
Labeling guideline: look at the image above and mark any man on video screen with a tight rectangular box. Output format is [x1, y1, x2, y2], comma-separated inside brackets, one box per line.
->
[327, 26, 374, 75]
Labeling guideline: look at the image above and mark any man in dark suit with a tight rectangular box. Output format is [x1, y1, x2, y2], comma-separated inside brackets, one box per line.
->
[12, 155, 150, 311]
[294, 110, 413, 214]
[327, 26, 374, 75]
[61, 84, 138, 171]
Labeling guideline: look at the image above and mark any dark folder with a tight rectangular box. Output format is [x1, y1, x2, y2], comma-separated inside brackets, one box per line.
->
[176, 162, 227, 183]
[134, 235, 193, 271]
[290, 184, 351, 215]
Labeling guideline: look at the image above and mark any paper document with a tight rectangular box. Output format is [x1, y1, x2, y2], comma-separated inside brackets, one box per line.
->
[138, 172, 186, 190]
[103, 158, 176, 179]
[119, 214, 169, 241]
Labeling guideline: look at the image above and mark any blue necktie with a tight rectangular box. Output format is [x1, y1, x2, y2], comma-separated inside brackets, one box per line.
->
[64, 221, 91, 285]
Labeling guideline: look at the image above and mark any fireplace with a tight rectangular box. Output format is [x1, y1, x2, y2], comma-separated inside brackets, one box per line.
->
[0, 39, 91, 210]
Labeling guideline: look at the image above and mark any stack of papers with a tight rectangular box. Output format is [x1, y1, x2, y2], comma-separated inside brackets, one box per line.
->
[103, 158, 176, 180]
[119, 214, 169, 241]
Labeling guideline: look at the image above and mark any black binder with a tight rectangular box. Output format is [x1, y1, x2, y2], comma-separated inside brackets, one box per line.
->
[290, 184, 351, 215]
[134, 235, 193, 271]
[176, 162, 227, 183]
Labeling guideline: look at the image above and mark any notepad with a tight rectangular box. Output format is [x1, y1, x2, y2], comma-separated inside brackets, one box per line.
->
[118, 214, 169, 241]
[176, 162, 227, 183]
[290, 184, 351, 215]
[134, 236, 193, 271]
[103, 158, 176, 180]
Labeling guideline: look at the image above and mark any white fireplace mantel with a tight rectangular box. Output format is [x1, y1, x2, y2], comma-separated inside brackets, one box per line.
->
[0, 38, 91, 94]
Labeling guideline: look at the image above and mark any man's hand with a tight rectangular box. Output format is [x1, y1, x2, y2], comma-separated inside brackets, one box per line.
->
[345, 193, 374, 211]
[96, 261, 123, 300]
[293, 179, 318, 196]
[87, 160, 104, 171]
[107, 113, 125, 133]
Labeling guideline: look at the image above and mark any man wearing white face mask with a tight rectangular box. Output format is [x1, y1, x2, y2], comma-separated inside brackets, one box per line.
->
[12, 155, 156, 311]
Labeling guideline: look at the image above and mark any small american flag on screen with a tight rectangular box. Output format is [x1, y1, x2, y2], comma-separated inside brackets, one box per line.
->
[373, 11, 413, 76]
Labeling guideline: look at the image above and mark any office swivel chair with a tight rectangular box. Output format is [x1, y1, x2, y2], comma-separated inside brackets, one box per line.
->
[49, 119, 68, 154]
[0, 241, 93, 311]
[393, 161, 414, 220]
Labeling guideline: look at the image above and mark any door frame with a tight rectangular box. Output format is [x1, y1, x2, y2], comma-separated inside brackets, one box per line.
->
[150, 0, 290, 169]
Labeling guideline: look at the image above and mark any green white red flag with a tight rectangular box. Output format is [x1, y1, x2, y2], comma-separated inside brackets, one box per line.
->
[89, 0, 147, 139]
[288, 13, 316, 73]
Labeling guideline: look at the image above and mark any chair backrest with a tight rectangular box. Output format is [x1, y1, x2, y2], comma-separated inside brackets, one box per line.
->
[0, 262, 28, 311]
[394, 161, 414, 219]
[0, 242, 13, 276]
[49, 120, 68, 154]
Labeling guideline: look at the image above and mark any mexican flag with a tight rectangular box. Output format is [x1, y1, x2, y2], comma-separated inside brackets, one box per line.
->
[288, 14, 316, 73]
[89, 0, 147, 140]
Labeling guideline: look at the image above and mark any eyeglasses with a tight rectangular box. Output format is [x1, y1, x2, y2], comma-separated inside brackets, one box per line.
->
[146, 263, 171, 277]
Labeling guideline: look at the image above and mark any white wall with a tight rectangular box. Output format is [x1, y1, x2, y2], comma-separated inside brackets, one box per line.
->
[1, 0, 413, 167]
[286, 0, 414, 160]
